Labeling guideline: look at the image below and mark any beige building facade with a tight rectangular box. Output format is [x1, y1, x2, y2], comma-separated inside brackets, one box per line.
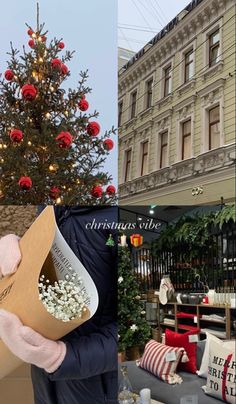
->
[118, 0, 235, 205]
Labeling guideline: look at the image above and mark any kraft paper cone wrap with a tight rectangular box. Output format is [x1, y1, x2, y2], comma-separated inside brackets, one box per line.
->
[0, 206, 98, 379]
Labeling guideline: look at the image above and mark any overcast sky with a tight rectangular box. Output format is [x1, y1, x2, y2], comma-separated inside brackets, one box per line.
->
[0, 0, 117, 184]
[119, 0, 191, 52]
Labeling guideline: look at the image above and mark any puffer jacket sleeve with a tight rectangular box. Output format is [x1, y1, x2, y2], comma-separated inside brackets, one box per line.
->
[47, 322, 117, 380]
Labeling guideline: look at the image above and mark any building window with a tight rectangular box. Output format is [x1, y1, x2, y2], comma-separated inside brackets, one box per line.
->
[141, 141, 149, 176]
[146, 78, 153, 109]
[184, 49, 194, 82]
[209, 106, 220, 150]
[164, 66, 171, 97]
[130, 90, 137, 119]
[209, 30, 220, 67]
[159, 131, 168, 168]
[118, 101, 123, 127]
[182, 120, 191, 160]
[124, 149, 132, 182]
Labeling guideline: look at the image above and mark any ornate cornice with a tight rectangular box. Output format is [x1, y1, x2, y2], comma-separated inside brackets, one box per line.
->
[118, 0, 233, 93]
[119, 143, 236, 197]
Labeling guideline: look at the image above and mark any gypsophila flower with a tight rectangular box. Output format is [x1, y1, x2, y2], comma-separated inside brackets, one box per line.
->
[38, 273, 89, 322]
[118, 276, 123, 284]
[130, 324, 138, 332]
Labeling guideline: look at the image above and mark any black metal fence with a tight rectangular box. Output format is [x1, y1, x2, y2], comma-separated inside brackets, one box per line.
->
[132, 221, 236, 293]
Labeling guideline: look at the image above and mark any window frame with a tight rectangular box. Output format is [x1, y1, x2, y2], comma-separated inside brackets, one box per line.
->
[176, 114, 194, 162]
[164, 65, 172, 97]
[209, 29, 220, 67]
[203, 19, 223, 71]
[140, 140, 149, 176]
[118, 100, 123, 127]
[124, 148, 132, 182]
[209, 105, 220, 150]
[181, 119, 192, 160]
[145, 77, 153, 109]
[159, 131, 168, 169]
[179, 41, 196, 87]
[200, 96, 224, 153]
[184, 48, 194, 83]
[130, 90, 137, 119]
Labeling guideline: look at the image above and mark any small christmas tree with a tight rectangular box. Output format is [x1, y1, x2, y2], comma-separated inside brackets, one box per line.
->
[0, 4, 116, 205]
[118, 246, 151, 352]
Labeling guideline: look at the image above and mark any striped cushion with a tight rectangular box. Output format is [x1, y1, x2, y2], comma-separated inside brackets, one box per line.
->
[139, 339, 184, 384]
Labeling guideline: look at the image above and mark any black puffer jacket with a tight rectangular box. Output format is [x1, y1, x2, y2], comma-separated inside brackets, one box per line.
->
[31, 206, 118, 404]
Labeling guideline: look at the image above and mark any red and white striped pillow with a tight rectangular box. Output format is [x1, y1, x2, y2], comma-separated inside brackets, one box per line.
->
[139, 339, 185, 384]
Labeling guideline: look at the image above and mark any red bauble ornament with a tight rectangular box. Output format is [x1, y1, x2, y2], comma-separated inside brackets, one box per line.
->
[78, 99, 89, 111]
[106, 185, 116, 196]
[91, 185, 103, 198]
[56, 131, 73, 148]
[41, 35, 47, 42]
[58, 42, 65, 49]
[61, 64, 69, 75]
[21, 84, 37, 101]
[10, 129, 23, 143]
[27, 28, 34, 36]
[18, 176, 32, 190]
[51, 58, 62, 70]
[103, 139, 114, 151]
[50, 186, 60, 199]
[28, 39, 35, 48]
[4, 69, 14, 81]
[87, 121, 100, 136]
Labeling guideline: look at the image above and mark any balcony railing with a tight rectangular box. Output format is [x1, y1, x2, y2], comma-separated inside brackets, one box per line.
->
[119, 143, 235, 198]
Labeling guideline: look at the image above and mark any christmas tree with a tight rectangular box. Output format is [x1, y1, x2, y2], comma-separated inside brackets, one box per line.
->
[118, 246, 151, 352]
[0, 4, 116, 205]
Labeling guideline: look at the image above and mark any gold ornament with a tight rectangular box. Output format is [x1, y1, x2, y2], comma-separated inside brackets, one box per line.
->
[49, 163, 58, 173]
[56, 197, 62, 204]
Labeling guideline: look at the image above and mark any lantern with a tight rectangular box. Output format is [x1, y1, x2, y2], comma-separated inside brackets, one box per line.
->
[130, 234, 143, 248]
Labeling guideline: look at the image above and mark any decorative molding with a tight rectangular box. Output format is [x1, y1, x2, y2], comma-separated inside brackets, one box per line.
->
[174, 95, 196, 120]
[118, 0, 233, 91]
[139, 106, 153, 121]
[197, 78, 225, 98]
[153, 108, 173, 124]
[201, 61, 224, 81]
[119, 143, 236, 197]
[156, 94, 173, 110]
[177, 79, 196, 96]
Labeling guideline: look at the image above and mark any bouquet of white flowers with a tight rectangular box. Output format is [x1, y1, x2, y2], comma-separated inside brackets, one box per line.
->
[39, 274, 89, 322]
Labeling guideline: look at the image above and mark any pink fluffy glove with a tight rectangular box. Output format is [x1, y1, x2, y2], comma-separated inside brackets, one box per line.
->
[0, 234, 21, 278]
[0, 310, 66, 373]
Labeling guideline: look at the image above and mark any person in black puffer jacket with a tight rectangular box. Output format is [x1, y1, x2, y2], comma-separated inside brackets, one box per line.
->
[0, 206, 118, 404]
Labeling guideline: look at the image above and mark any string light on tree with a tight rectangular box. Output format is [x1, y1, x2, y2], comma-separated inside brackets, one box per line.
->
[0, 2, 116, 205]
